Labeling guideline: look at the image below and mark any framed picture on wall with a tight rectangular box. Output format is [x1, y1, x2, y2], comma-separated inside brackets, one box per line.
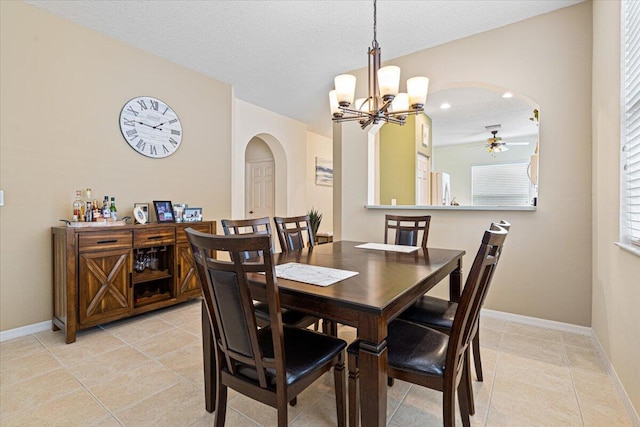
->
[422, 124, 430, 148]
[315, 157, 333, 186]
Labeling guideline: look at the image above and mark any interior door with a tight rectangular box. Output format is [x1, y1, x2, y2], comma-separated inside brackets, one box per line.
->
[246, 160, 275, 218]
[416, 153, 430, 205]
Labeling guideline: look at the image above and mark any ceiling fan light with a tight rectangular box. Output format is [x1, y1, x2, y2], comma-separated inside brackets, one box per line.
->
[334, 74, 356, 107]
[407, 76, 429, 108]
[377, 65, 400, 100]
[329, 90, 343, 118]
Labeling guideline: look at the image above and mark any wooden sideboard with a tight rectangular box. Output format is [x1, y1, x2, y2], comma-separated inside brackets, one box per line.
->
[51, 221, 215, 343]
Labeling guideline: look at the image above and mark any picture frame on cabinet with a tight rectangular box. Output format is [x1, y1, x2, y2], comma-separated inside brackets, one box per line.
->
[133, 203, 149, 224]
[153, 200, 174, 223]
[184, 207, 202, 222]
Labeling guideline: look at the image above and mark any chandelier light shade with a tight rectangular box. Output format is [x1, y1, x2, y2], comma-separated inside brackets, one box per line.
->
[329, 0, 429, 129]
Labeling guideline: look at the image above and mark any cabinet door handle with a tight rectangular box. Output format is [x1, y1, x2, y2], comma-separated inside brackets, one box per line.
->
[147, 236, 163, 240]
[97, 239, 118, 244]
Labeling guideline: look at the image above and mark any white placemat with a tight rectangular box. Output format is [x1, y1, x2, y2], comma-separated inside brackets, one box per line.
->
[275, 263, 358, 287]
[355, 243, 420, 253]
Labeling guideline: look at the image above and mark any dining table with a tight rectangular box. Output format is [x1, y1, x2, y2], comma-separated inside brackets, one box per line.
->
[200, 240, 465, 426]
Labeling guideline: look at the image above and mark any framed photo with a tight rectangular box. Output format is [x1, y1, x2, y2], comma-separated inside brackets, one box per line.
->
[315, 157, 333, 186]
[184, 207, 203, 222]
[153, 200, 174, 223]
[421, 123, 430, 148]
[133, 203, 149, 225]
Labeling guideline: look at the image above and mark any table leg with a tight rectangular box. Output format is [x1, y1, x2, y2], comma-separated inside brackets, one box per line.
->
[202, 300, 216, 413]
[449, 258, 463, 302]
[358, 340, 388, 427]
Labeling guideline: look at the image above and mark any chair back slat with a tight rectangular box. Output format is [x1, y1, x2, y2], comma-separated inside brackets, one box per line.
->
[384, 214, 431, 248]
[186, 228, 283, 389]
[274, 215, 315, 251]
[221, 217, 273, 260]
[446, 226, 508, 386]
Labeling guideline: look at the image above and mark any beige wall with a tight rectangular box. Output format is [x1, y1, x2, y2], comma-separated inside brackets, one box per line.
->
[306, 131, 333, 234]
[592, 0, 640, 413]
[0, 2, 233, 330]
[233, 100, 308, 220]
[335, 2, 593, 326]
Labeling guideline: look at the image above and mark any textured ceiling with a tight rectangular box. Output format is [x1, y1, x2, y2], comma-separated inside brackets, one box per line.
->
[25, 0, 581, 137]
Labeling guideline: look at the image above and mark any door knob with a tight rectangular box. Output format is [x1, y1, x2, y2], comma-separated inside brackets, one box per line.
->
[249, 211, 254, 214]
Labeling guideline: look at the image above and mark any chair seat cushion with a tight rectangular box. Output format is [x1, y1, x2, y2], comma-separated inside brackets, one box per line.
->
[398, 295, 457, 331]
[347, 319, 448, 377]
[253, 302, 317, 326]
[236, 325, 346, 387]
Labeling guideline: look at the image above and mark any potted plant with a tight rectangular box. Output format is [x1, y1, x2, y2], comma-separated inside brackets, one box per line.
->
[307, 207, 323, 243]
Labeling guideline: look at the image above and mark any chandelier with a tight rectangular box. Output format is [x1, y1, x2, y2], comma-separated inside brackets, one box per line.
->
[329, 0, 429, 129]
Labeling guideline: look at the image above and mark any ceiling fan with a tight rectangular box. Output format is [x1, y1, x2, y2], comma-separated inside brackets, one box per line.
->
[485, 130, 529, 154]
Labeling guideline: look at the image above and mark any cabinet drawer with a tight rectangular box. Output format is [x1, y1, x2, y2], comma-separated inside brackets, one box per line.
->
[176, 223, 212, 243]
[134, 228, 175, 247]
[78, 231, 133, 253]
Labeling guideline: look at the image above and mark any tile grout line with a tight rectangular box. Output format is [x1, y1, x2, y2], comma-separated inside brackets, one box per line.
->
[561, 334, 587, 427]
[479, 331, 503, 426]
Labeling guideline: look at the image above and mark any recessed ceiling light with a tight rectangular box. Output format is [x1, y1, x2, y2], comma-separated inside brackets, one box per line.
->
[502, 92, 513, 98]
[440, 103, 451, 109]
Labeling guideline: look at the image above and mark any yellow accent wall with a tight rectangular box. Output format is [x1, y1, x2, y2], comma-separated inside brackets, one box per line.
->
[379, 114, 432, 205]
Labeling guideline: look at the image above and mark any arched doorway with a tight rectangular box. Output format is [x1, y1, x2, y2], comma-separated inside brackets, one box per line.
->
[245, 137, 275, 219]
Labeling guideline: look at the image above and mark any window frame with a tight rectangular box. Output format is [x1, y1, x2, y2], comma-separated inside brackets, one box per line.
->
[619, 0, 640, 256]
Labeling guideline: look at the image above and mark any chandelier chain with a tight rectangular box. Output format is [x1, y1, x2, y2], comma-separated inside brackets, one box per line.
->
[372, 0, 378, 48]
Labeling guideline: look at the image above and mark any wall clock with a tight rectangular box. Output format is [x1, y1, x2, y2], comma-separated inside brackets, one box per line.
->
[119, 96, 182, 158]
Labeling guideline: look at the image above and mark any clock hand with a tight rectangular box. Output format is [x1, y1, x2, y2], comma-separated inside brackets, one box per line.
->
[135, 121, 155, 128]
[152, 121, 168, 129]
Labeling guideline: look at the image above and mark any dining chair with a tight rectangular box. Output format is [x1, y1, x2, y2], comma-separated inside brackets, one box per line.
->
[384, 214, 431, 248]
[398, 220, 510, 382]
[347, 225, 508, 427]
[383, 214, 431, 388]
[273, 215, 315, 251]
[186, 229, 347, 427]
[221, 217, 320, 334]
[273, 215, 328, 333]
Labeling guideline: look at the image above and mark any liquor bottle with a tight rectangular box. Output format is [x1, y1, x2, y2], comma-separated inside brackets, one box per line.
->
[84, 188, 93, 222]
[72, 190, 83, 222]
[92, 200, 101, 221]
[102, 196, 111, 219]
[110, 197, 117, 220]
[85, 201, 92, 222]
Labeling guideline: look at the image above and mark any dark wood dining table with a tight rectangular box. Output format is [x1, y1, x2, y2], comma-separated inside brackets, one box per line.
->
[200, 240, 465, 426]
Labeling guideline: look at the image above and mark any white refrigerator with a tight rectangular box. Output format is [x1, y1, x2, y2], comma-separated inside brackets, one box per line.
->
[430, 172, 451, 206]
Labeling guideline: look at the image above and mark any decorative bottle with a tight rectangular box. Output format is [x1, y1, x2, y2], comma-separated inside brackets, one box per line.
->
[92, 200, 101, 221]
[102, 196, 111, 219]
[84, 188, 93, 222]
[110, 197, 117, 220]
[72, 190, 83, 222]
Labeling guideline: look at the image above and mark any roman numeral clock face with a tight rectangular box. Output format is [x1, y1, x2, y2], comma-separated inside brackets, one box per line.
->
[119, 96, 182, 158]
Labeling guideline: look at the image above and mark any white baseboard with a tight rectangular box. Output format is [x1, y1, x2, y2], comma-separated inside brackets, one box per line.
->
[0, 320, 51, 342]
[591, 332, 640, 427]
[481, 308, 592, 335]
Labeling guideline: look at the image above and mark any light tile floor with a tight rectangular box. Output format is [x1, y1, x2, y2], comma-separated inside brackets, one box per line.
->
[0, 299, 634, 426]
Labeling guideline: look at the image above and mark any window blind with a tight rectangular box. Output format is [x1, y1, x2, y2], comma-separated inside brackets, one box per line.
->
[622, 0, 640, 247]
[471, 162, 532, 206]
